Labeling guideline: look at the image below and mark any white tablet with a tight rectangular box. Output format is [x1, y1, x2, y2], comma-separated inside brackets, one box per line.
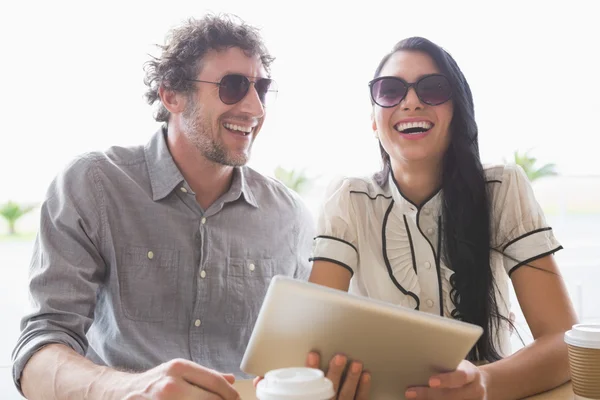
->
[240, 276, 483, 400]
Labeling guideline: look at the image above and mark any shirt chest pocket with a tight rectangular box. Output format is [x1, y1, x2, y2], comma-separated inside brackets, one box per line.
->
[118, 246, 179, 322]
[225, 257, 276, 327]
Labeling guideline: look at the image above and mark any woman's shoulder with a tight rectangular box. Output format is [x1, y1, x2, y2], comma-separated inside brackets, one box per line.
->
[325, 174, 392, 201]
[483, 163, 528, 188]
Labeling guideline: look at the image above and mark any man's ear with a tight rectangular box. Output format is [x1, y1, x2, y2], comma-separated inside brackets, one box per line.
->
[158, 85, 186, 114]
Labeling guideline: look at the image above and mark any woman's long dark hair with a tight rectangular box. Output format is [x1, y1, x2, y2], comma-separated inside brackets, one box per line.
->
[373, 37, 504, 362]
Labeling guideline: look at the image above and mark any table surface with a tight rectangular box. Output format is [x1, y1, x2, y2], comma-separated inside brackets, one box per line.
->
[233, 380, 574, 400]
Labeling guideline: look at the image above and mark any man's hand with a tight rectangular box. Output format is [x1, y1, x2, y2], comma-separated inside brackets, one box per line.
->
[124, 359, 239, 400]
[307, 351, 371, 400]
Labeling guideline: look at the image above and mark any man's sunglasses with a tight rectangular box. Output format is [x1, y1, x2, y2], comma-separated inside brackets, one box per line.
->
[368, 74, 452, 107]
[187, 74, 278, 106]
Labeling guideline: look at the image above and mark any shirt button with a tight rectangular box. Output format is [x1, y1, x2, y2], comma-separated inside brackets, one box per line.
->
[426, 299, 434, 308]
[147, 251, 154, 260]
[194, 319, 201, 327]
[201, 217, 207, 225]
[427, 228, 434, 235]
[200, 270, 207, 279]
[180, 187, 188, 193]
[249, 263, 256, 272]
[424, 261, 431, 269]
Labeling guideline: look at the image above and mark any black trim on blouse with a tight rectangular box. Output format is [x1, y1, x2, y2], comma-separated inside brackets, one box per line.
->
[309, 257, 355, 277]
[507, 246, 564, 276]
[382, 201, 420, 310]
[403, 215, 418, 274]
[314, 235, 358, 253]
[349, 190, 392, 200]
[502, 227, 553, 252]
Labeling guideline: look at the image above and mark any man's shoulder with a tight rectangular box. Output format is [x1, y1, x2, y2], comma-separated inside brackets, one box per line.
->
[64, 143, 145, 172]
[55, 143, 147, 193]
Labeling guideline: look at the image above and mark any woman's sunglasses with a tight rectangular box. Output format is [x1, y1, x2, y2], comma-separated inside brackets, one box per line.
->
[368, 74, 452, 107]
[187, 74, 278, 106]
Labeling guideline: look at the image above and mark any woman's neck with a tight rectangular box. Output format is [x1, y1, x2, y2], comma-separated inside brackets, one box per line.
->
[391, 158, 443, 206]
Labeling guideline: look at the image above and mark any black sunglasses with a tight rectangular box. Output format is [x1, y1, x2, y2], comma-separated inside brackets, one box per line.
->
[368, 74, 452, 107]
[187, 74, 278, 106]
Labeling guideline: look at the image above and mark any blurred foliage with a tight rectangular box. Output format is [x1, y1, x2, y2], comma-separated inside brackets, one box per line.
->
[0, 201, 36, 235]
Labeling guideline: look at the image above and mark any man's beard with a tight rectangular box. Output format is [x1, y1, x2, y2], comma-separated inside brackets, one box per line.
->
[181, 100, 252, 167]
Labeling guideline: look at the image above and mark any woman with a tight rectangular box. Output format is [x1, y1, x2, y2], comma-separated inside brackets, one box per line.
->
[309, 37, 577, 399]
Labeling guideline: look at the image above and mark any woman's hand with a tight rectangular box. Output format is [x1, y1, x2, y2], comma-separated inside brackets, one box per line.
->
[252, 351, 371, 400]
[405, 360, 489, 400]
[307, 351, 371, 400]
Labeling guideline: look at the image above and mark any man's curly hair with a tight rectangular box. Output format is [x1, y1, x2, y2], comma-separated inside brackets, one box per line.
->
[143, 14, 274, 122]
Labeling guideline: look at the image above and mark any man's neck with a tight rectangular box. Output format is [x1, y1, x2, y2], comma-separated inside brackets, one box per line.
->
[166, 126, 234, 211]
[391, 158, 442, 207]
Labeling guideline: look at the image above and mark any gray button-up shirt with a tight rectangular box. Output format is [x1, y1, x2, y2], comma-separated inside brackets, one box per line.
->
[12, 128, 315, 392]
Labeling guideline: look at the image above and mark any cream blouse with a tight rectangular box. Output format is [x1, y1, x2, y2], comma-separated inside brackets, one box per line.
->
[311, 164, 562, 356]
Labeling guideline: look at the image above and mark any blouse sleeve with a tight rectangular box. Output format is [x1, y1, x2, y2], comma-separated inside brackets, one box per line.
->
[310, 178, 359, 276]
[491, 164, 563, 276]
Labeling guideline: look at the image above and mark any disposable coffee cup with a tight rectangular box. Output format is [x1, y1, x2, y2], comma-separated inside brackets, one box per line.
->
[256, 367, 335, 400]
[564, 324, 600, 399]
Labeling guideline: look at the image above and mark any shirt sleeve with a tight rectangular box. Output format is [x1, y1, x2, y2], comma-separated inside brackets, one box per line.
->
[11, 155, 106, 394]
[310, 178, 359, 276]
[491, 164, 562, 276]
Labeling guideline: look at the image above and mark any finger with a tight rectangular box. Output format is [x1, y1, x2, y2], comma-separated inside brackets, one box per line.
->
[405, 386, 430, 400]
[406, 386, 453, 400]
[406, 381, 484, 400]
[253, 376, 263, 388]
[158, 376, 221, 400]
[222, 374, 236, 385]
[194, 386, 225, 400]
[429, 361, 478, 389]
[176, 362, 239, 400]
[325, 354, 348, 394]
[306, 351, 321, 369]
[337, 362, 363, 400]
[355, 372, 372, 400]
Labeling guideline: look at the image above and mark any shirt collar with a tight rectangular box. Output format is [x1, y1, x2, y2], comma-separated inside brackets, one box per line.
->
[145, 127, 185, 201]
[221, 167, 259, 208]
[144, 126, 259, 208]
[388, 170, 442, 217]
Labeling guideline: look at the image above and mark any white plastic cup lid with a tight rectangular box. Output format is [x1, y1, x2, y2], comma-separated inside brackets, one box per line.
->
[256, 367, 335, 400]
[564, 324, 600, 349]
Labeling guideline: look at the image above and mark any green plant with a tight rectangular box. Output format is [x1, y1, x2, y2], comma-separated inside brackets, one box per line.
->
[0, 201, 36, 235]
[274, 166, 314, 195]
[507, 149, 558, 182]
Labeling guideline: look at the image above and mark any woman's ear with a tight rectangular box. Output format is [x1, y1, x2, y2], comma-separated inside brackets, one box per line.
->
[371, 114, 378, 139]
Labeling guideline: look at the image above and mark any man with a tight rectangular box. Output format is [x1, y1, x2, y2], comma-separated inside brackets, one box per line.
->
[12, 14, 316, 399]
